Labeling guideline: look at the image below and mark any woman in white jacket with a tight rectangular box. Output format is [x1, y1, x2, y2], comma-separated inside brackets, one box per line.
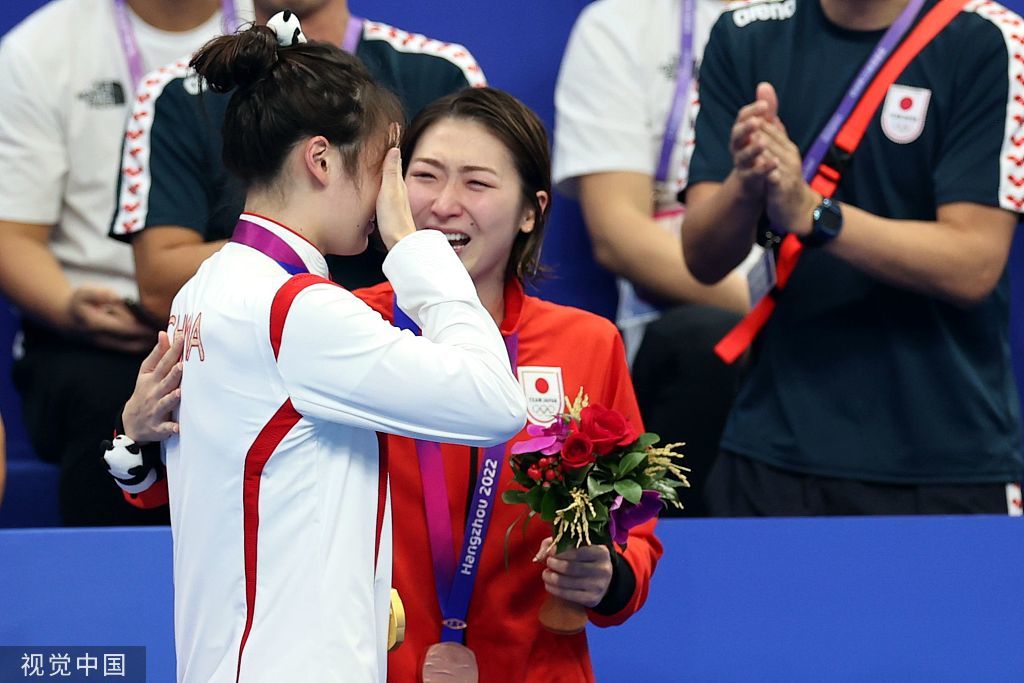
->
[108, 14, 525, 682]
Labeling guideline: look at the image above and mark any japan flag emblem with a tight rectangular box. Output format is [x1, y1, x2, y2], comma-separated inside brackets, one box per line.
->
[881, 84, 931, 144]
[517, 366, 564, 426]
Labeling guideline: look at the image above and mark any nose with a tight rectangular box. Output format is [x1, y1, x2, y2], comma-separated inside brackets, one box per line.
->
[430, 180, 463, 220]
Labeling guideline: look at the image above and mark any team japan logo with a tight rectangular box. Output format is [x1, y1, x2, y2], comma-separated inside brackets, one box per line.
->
[881, 84, 931, 144]
[517, 366, 564, 426]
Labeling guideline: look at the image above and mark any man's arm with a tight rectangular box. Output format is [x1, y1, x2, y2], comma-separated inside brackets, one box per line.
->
[0, 221, 153, 352]
[751, 88, 1016, 307]
[133, 228, 226, 322]
[579, 172, 749, 312]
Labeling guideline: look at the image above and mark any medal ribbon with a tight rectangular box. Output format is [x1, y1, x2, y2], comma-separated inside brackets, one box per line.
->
[394, 300, 519, 643]
[231, 217, 310, 275]
[654, 0, 695, 183]
[713, 0, 968, 364]
[113, 0, 239, 90]
[342, 14, 364, 53]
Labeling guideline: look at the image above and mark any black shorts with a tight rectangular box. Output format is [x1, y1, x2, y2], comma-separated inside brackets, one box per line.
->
[706, 450, 1018, 516]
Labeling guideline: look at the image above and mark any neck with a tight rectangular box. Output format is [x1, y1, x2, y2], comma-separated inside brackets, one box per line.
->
[255, 1, 351, 47]
[245, 192, 328, 254]
[475, 275, 506, 327]
[820, 0, 912, 30]
[126, 0, 221, 32]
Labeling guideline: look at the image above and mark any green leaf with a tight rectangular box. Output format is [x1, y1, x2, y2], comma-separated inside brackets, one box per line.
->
[591, 498, 609, 522]
[617, 451, 647, 478]
[502, 489, 527, 505]
[540, 487, 559, 521]
[614, 479, 643, 504]
[587, 477, 614, 499]
[636, 432, 660, 450]
[525, 486, 545, 513]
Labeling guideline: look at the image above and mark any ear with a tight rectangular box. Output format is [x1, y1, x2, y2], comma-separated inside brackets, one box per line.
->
[303, 136, 333, 187]
[518, 190, 549, 234]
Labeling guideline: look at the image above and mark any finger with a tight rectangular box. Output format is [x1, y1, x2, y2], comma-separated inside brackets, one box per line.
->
[545, 556, 595, 578]
[735, 99, 768, 124]
[756, 81, 778, 123]
[533, 537, 555, 563]
[75, 285, 125, 306]
[542, 576, 600, 608]
[730, 118, 762, 154]
[152, 419, 180, 440]
[153, 362, 183, 397]
[153, 388, 182, 417]
[735, 139, 767, 170]
[138, 331, 170, 374]
[153, 333, 185, 379]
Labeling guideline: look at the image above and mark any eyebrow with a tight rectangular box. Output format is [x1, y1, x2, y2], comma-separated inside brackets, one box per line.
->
[411, 157, 500, 176]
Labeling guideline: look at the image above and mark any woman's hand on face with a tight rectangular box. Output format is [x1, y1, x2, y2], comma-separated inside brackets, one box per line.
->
[122, 330, 184, 443]
[375, 146, 417, 251]
[535, 537, 615, 608]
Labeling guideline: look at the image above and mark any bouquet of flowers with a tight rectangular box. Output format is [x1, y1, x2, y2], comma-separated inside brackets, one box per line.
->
[503, 388, 689, 556]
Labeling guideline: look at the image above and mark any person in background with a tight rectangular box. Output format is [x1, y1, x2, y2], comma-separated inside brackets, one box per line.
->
[109, 19, 525, 681]
[683, 0, 1024, 515]
[0, 0, 250, 525]
[109, 0, 487, 323]
[553, 0, 749, 516]
[111, 87, 661, 683]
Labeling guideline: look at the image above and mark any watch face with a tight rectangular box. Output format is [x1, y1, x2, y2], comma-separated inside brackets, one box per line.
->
[815, 201, 842, 235]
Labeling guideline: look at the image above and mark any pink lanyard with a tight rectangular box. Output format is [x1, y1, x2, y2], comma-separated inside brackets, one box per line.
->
[112, 0, 239, 89]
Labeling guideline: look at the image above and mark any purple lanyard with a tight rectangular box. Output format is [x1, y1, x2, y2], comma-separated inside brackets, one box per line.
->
[113, 0, 239, 90]
[342, 14, 364, 53]
[655, 0, 695, 184]
[231, 217, 310, 274]
[800, 0, 926, 181]
[394, 300, 519, 643]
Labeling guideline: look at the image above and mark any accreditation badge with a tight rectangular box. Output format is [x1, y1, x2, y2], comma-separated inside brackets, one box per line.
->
[422, 642, 479, 683]
[881, 84, 931, 144]
[517, 367, 564, 426]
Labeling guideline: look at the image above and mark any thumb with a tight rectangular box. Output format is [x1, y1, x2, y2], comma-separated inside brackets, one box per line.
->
[381, 146, 402, 187]
[756, 81, 778, 123]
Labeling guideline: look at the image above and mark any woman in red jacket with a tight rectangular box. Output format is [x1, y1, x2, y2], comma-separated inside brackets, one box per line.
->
[114, 87, 662, 683]
[361, 87, 660, 683]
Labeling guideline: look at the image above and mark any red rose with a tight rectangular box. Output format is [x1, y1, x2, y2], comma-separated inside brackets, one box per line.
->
[561, 432, 596, 470]
[579, 405, 638, 455]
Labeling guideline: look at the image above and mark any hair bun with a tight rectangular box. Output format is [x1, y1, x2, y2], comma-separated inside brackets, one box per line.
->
[190, 25, 279, 93]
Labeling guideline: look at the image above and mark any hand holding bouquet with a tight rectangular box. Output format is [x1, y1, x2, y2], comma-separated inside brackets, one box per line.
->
[502, 389, 689, 632]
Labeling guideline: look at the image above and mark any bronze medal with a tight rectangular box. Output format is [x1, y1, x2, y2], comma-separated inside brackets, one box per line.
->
[421, 642, 479, 683]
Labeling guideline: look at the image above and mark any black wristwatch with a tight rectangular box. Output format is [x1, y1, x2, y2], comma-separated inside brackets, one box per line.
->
[800, 197, 843, 248]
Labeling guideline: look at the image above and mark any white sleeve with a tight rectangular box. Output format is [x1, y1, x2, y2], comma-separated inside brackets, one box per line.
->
[0, 37, 67, 224]
[277, 230, 527, 445]
[552, 0, 653, 197]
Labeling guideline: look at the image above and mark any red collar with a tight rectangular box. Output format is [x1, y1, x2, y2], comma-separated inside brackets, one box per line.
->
[499, 278, 525, 338]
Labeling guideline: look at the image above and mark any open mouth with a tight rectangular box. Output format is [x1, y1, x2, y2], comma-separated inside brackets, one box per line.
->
[426, 228, 470, 254]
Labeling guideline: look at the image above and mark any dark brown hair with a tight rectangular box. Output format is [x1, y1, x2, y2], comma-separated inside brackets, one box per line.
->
[190, 23, 401, 188]
[400, 87, 552, 283]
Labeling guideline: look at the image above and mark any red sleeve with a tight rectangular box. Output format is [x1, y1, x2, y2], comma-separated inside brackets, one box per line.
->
[123, 475, 169, 509]
[588, 328, 663, 628]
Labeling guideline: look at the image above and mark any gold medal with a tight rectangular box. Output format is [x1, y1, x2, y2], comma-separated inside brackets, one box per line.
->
[388, 589, 406, 652]
[421, 642, 479, 683]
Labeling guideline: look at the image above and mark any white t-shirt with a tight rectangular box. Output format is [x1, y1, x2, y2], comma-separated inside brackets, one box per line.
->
[553, 0, 725, 211]
[0, 0, 252, 298]
[167, 217, 526, 682]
